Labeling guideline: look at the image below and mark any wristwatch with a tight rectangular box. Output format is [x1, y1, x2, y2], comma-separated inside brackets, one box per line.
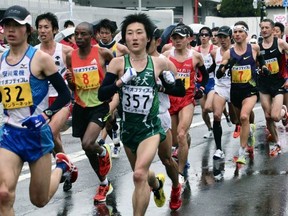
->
[44, 109, 53, 119]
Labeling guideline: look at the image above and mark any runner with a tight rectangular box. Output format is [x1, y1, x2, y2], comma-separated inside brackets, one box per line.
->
[95, 18, 129, 158]
[217, 21, 264, 165]
[148, 25, 185, 210]
[163, 25, 209, 187]
[258, 19, 288, 156]
[0, 5, 77, 214]
[35, 12, 77, 191]
[195, 26, 218, 139]
[98, 13, 177, 215]
[66, 22, 114, 202]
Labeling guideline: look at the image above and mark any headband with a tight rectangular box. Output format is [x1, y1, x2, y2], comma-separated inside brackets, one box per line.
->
[233, 25, 249, 34]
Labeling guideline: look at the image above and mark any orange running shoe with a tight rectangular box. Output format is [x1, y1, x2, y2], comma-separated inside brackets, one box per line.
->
[233, 124, 241, 138]
[169, 184, 182, 211]
[269, 144, 281, 157]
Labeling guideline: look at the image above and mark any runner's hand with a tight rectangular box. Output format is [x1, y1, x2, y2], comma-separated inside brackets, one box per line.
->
[21, 114, 46, 130]
[162, 71, 175, 85]
[121, 68, 137, 84]
[194, 86, 205, 99]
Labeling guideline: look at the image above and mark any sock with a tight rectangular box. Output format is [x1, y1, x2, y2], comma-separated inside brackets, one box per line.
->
[238, 147, 245, 156]
[100, 147, 107, 157]
[213, 121, 222, 150]
[100, 178, 109, 186]
[56, 162, 68, 172]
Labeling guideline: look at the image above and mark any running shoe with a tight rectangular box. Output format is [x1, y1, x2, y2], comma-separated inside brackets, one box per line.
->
[269, 144, 281, 157]
[169, 184, 182, 211]
[282, 105, 288, 127]
[112, 146, 121, 158]
[214, 172, 223, 181]
[183, 161, 190, 180]
[153, 174, 166, 207]
[63, 165, 78, 192]
[203, 129, 213, 139]
[236, 155, 246, 165]
[94, 181, 113, 202]
[213, 149, 225, 160]
[233, 124, 241, 138]
[98, 144, 112, 176]
[55, 153, 78, 184]
[248, 123, 256, 147]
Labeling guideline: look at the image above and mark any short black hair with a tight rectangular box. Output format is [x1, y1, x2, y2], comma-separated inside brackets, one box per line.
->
[64, 20, 75, 28]
[199, 26, 212, 36]
[121, 13, 154, 50]
[275, 22, 284, 33]
[96, 19, 117, 34]
[212, 27, 219, 32]
[35, 12, 59, 32]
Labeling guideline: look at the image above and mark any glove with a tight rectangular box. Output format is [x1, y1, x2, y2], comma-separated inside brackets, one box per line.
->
[225, 58, 237, 70]
[21, 114, 46, 130]
[216, 66, 225, 79]
[194, 86, 205, 99]
[121, 68, 137, 84]
[162, 71, 175, 85]
[261, 66, 271, 76]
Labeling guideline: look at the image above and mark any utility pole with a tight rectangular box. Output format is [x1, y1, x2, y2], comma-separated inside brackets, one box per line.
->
[260, 0, 266, 21]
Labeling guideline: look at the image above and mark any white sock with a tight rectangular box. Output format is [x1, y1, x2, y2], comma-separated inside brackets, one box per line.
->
[100, 147, 106, 157]
[239, 147, 245, 156]
[100, 178, 108, 185]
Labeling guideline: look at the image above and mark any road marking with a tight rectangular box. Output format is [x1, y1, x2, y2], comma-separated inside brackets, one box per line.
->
[19, 105, 262, 182]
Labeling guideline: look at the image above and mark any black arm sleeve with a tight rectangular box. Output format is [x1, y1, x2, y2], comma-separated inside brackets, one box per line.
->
[163, 79, 186, 97]
[47, 72, 71, 114]
[198, 65, 209, 88]
[257, 54, 266, 68]
[207, 60, 216, 74]
[98, 72, 119, 101]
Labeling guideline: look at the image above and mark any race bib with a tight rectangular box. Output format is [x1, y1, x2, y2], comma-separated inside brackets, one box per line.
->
[178, 72, 190, 90]
[231, 65, 251, 83]
[122, 85, 154, 115]
[74, 65, 100, 90]
[0, 83, 33, 109]
[265, 58, 279, 74]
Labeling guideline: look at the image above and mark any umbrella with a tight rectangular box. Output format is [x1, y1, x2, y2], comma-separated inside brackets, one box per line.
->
[188, 23, 205, 34]
[54, 27, 75, 42]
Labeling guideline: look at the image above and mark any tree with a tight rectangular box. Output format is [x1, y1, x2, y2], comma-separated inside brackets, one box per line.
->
[219, 0, 261, 17]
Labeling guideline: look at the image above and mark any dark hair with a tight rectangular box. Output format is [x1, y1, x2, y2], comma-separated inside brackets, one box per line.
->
[261, 18, 275, 28]
[96, 19, 117, 34]
[77, 22, 94, 37]
[64, 20, 75, 28]
[275, 22, 284, 33]
[199, 26, 212, 36]
[212, 27, 219, 32]
[234, 21, 249, 30]
[121, 13, 154, 50]
[35, 12, 59, 32]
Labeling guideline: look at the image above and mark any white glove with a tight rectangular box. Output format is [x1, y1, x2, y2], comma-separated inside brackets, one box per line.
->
[121, 68, 137, 84]
[163, 71, 175, 85]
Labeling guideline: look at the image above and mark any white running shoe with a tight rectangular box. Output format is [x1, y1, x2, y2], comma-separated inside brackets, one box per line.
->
[178, 174, 187, 193]
[203, 130, 213, 139]
[213, 149, 225, 160]
[112, 146, 121, 158]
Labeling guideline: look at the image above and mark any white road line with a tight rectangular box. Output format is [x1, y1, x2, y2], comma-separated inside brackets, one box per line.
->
[19, 105, 263, 182]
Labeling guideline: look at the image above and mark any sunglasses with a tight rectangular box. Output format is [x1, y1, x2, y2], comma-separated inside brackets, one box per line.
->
[200, 33, 210, 37]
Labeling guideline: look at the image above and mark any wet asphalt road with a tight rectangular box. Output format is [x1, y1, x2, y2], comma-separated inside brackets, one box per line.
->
[13, 103, 288, 216]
